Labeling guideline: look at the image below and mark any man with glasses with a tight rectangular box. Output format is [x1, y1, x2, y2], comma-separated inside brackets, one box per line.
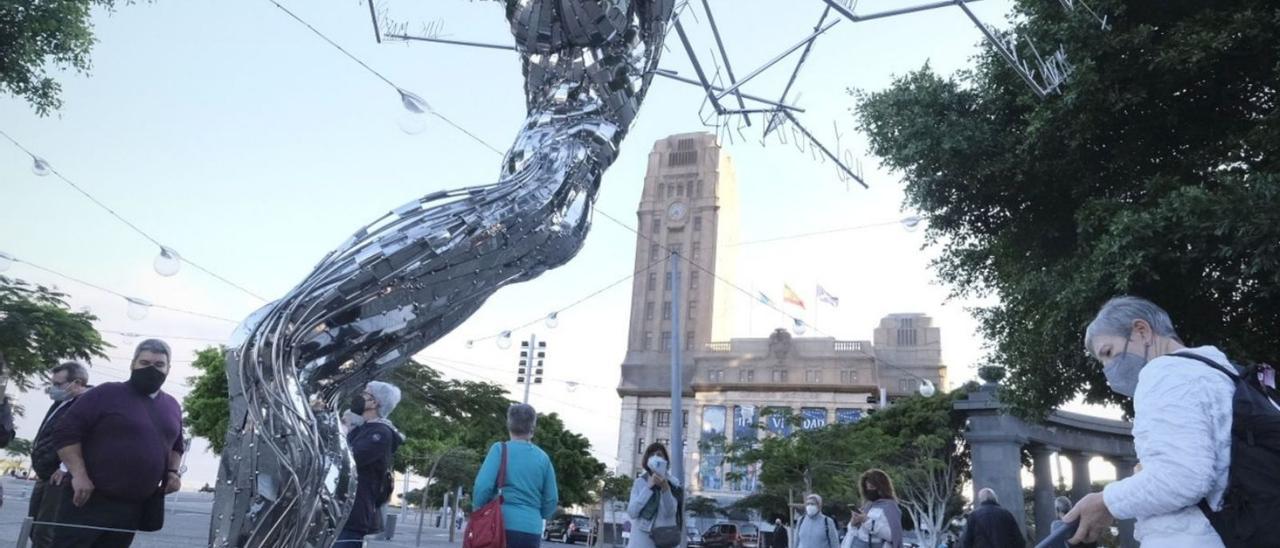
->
[47, 339, 185, 548]
[28, 362, 90, 547]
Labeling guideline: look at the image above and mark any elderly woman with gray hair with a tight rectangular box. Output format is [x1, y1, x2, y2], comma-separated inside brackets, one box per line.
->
[473, 403, 560, 548]
[1064, 296, 1234, 547]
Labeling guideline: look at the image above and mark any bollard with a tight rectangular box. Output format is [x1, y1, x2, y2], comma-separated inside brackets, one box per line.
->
[15, 516, 33, 548]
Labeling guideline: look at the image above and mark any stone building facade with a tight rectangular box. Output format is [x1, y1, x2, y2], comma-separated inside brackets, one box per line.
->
[614, 133, 947, 503]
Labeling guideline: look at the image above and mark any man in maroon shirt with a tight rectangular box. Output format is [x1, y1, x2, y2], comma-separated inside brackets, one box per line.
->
[49, 339, 185, 548]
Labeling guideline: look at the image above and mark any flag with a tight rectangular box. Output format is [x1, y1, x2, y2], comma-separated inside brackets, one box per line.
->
[817, 285, 840, 307]
[783, 284, 806, 309]
[757, 291, 775, 306]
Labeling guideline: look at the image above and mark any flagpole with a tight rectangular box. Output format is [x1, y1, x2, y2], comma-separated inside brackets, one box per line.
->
[812, 286, 818, 337]
[749, 283, 755, 337]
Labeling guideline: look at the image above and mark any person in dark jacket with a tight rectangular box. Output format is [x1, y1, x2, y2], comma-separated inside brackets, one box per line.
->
[772, 518, 789, 548]
[28, 362, 90, 548]
[49, 339, 184, 548]
[337, 381, 405, 547]
[959, 489, 1025, 548]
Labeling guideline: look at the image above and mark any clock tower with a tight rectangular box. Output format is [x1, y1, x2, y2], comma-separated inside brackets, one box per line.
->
[617, 132, 739, 392]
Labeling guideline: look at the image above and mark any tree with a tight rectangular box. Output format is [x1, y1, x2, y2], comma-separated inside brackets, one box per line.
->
[184, 346, 230, 453]
[685, 495, 720, 518]
[535, 412, 607, 507]
[5, 437, 32, 458]
[854, 0, 1280, 417]
[0, 1, 136, 115]
[600, 472, 634, 544]
[0, 276, 107, 395]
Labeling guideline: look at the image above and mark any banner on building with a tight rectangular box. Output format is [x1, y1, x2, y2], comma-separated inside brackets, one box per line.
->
[836, 408, 864, 424]
[732, 405, 760, 492]
[762, 406, 793, 437]
[699, 406, 727, 491]
[801, 407, 828, 430]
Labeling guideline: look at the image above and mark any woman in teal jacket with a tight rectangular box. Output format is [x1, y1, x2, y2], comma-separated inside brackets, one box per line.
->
[473, 403, 560, 548]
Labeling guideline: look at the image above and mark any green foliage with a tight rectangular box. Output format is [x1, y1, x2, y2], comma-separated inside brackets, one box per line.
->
[854, 0, 1280, 417]
[183, 346, 230, 453]
[535, 412, 606, 507]
[5, 437, 32, 458]
[0, 1, 133, 115]
[0, 276, 108, 392]
[600, 471, 634, 502]
[686, 495, 720, 517]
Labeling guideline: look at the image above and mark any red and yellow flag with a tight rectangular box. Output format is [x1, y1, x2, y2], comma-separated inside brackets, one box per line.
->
[783, 284, 806, 309]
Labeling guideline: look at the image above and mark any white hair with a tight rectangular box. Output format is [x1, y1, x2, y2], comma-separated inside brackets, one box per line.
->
[805, 494, 823, 507]
[977, 488, 998, 504]
[1085, 296, 1180, 357]
[365, 381, 402, 418]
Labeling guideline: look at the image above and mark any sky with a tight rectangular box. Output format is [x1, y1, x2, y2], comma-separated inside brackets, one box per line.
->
[1, 0, 1121, 490]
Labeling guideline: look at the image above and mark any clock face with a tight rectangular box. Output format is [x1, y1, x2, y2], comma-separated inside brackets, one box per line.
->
[668, 202, 687, 221]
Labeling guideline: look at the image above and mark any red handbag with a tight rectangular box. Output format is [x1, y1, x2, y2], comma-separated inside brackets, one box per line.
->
[463, 443, 508, 548]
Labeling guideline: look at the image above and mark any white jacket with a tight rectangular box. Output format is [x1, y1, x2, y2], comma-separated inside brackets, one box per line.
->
[1102, 346, 1234, 547]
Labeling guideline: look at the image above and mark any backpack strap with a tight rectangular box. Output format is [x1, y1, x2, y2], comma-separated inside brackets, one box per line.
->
[495, 442, 508, 498]
[1170, 351, 1240, 380]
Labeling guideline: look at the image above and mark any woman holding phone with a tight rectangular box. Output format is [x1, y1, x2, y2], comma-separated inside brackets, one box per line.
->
[846, 469, 903, 548]
[627, 442, 682, 548]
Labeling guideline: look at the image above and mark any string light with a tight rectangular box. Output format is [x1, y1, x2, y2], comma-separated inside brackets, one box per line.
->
[901, 215, 923, 232]
[792, 318, 807, 335]
[153, 246, 182, 277]
[544, 312, 560, 329]
[31, 156, 51, 176]
[496, 331, 513, 349]
[125, 297, 152, 321]
[918, 379, 937, 397]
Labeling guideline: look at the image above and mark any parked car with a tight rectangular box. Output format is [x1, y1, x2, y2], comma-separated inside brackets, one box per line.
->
[545, 515, 598, 545]
[687, 525, 704, 548]
[700, 523, 759, 548]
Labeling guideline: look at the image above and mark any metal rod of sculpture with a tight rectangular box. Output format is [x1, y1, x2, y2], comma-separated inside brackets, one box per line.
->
[209, 1, 677, 545]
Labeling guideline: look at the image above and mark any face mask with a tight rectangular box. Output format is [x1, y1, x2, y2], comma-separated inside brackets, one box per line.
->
[1103, 338, 1150, 397]
[647, 456, 668, 476]
[48, 386, 70, 402]
[865, 488, 879, 500]
[349, 394, 369, 415]
[805, 504, 818, 516]
[128, 366, 167, 395]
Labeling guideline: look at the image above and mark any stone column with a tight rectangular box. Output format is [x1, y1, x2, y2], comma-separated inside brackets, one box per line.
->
[1064, 451, 1092, 503]
[1031, 446, 1058, 543]
[1109, 456, 1139, 548]
[967, 429, 1028, 535]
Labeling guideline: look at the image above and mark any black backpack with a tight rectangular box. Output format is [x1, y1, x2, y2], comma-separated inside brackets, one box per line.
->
[1172, 352, 1280, 548]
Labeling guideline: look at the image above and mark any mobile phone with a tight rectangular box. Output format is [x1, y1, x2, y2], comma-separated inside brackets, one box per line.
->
[650, 458, 669, 479]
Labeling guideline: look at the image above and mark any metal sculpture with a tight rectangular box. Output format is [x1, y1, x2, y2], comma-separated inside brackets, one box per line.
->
[209, 1, 675, 545]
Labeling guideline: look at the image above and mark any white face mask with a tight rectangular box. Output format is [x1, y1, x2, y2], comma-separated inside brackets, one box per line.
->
[647, 456, 668, 477]
[805, 504, 818, 516]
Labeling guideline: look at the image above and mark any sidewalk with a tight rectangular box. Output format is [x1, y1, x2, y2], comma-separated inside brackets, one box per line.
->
[0, 477, 465, 547]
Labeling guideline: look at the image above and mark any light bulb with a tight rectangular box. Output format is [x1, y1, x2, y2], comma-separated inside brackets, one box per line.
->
[496, 331, 513, 349]
[545, 312, 559, 329]
[901, 215, 923, 232]
[31, 157, 51, 177]
[154, 247, 181, 277]
[465, 340, 475, 349]
[918, 379, 937, 397]
[397, 88, 429, 135]
[793, 319, 807, 336]
[566, 381, 579, 392]
[126, 297, 152, 321]
[0, 251, 13, 272]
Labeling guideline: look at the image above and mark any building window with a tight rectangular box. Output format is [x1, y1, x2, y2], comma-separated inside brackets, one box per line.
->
[643, 331, 653, 350]
[650, 243, 660, 260]
[663, 301, 672, 320]
[656, 411, 671, 427]
[708, 370, 724, 382]
[689, 272, 699, 291]
[685, 331, 695, 351]
[697, 182, 704, 197]
[638, 410, 647, 426]
[841, 370, 858, 384]
[772, 370, 789, 383]
[647, 272, 657, 291]
[667, 138, 698, 166]
[677, 183, 685, 197]
[662, 331, 671, 351]
[806, 370, 823, 383]
[687, 300, 697, 319]
[670, 243, 683, 257]
[683, 410, 689, 426]
[656, 438, 668, 448]
[645, 301, 655, 321]
[899, 378, 917, 392]
[693, 216, 702, 231]
[651, 218, 660, 233]
[692, 246, 701, 262]
[897, 328, 918, 346]
[739, 369, 755, 383]
[638, 438, 645, 454]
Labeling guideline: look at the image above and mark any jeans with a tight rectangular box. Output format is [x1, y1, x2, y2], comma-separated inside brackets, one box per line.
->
[48, 482, 139, 548]
[508, 530, 542, 548]
[335, 528, 366, 547]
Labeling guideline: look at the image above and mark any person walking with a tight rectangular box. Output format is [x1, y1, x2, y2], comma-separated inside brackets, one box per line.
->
[1066, 296, 1237, 547]
[772, 518, 789, 548]
[847, 469, 903, 548]
[336, 381, 405, 546]
[472, 404, 559, 548]
[796, 494, 839, 548]
[29, 362, 90, 547]
[959, 489, 1025, 548]
[626, 442, 680, 548]
[47, 339, 184, 548]
[1043, 496, 1073, 548]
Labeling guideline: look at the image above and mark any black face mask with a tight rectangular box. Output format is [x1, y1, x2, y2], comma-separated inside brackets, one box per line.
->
[349, 394, 368, 415]
[129, 366, 167, 395]
[865, 488, 880, 501]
